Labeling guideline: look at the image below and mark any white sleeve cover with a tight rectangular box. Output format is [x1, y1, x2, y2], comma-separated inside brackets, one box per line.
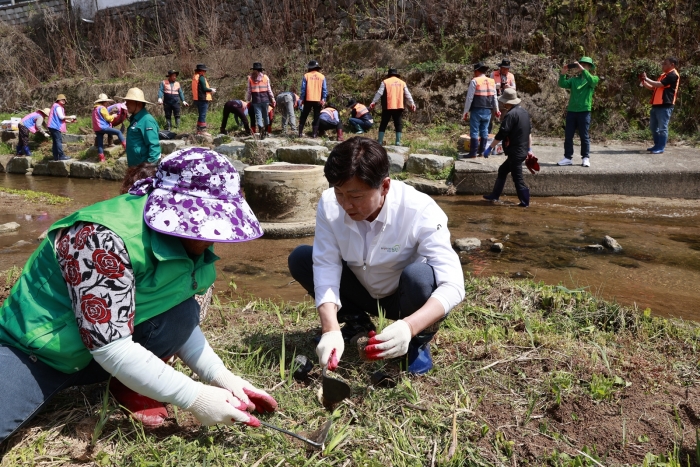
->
[91, 336, 201, 409]
[176, 326, 226, 384]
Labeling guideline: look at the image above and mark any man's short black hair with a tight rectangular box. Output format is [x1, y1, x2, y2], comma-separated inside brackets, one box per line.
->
[324, 137, 390, 188]
[666, 57, 679, 67]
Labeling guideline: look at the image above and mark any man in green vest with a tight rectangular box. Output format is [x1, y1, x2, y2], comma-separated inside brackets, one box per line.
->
[0, 149, 277, 442]
[119, 87, 162, 167]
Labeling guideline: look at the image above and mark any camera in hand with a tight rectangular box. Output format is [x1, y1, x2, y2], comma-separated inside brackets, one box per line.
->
[567, 63, 578, 69]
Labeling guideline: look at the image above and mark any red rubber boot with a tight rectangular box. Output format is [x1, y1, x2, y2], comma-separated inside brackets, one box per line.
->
[109, 377, 168, 427]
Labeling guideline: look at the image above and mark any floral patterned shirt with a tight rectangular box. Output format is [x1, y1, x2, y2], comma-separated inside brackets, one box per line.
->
[55, 222, 135, 351]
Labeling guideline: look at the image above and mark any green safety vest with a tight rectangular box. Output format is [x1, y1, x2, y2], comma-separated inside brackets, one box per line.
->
[0, 194, 218, 373]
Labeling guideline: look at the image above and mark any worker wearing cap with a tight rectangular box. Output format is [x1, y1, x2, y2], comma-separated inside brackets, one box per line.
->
[482, 88, 533, 207]
[192, 64, 216, 136]
[220, 100, 251, 135]
[246, 62, 276, 140]
[47, 94, 75, 162]
[347, 98, 373, 134]
[369, 68, 415, 146]
[158, 70, 189, 131]
[641, 57, 680, 154]
[16, 108, 50, 157]
[119, 88, 161, 167]
[275, 86, 300, 135]
[299, 60, 327, 138]
[462, 62, 500, 158]
[557, 57, 599, 167]
[92, 93, 126, 163]
[489, 59, 516, 133]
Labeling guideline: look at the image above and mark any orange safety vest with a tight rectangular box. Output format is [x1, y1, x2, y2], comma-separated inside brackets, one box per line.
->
[352, 103, 369, 117]
[320, 108, 336, 118]
[474, 76, 496, 97]
[248, 75, 270, 94]
[651, 69, 680, 106]
[304, 71, 325, 102]
[163, 80, 181, 95]
[192, 73, 212, 102]
[492, 71, 515, 91]
[384, 76, 406, 110]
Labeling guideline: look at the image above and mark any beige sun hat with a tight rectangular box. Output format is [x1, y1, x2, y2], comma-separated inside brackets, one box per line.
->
[40, 108, 51, 116]
[56, 94, 67, 102]
[498, 87, 521, 105]
[94, 93, 114, 104]
[116, 88, 153, 105]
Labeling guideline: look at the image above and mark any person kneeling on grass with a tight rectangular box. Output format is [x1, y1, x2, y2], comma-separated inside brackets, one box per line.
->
[288, 137, 465, 375]
[0, 148, 277, 444]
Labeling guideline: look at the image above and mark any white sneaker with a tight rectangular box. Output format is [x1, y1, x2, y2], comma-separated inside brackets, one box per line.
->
[557, 158, 573, 166]
[582, 157, 590, 167]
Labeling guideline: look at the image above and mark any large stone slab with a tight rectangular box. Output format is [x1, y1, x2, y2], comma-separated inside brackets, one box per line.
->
[387, 152, 405, 173]
[100, 157, 127, 181]
[405, 177, 450, 195]
[48, 160, 71, 176]
[406, 153, 454, 175]
[242, 138, 285, 164]
[31, 162, 50, 176]
[0, 222, 20, 233]
[86, 145, 124, 159]
[6, 156, 30, 174]
[70, 161, 101, 179]
[1, 130, 17, 142]
[276, 146, 329, 165]
[160, 139, 187, 155]
[0, 154, 13, 172]
[213, 134, 232, 146]
[213, 142, 246, 159]
[63, 134, 85, 143]
[295, 138, 324, 147]
[385, 145, 410, 156]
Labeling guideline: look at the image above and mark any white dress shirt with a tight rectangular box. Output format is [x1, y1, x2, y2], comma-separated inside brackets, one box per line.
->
[312, 180, 465, 315]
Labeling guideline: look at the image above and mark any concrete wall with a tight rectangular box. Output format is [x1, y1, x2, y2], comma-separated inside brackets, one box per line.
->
[71, 0, 142, 19]
[0, 0, 65, 26]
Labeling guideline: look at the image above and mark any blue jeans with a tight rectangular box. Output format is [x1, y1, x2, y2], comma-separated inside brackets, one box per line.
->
[650, 106, 673, 145]
[469, 108, 492, 140]
[251, 102, 270, 130]
[0, 297, 201, 444]
[94, 127, 125, 155]
[48, 128, 66, 161]
[195, 101, 209, 125]
[348, 117, 373, 131]
[564, 111, 591, 159]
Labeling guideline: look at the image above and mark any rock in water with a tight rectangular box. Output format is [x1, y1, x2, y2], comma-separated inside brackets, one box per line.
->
[603, 235, 623, 252]
[491, 242, 504, 252]
[0, 222, 20, 233]
[586, 244, 604, 251]
[453, 238, 481, 252]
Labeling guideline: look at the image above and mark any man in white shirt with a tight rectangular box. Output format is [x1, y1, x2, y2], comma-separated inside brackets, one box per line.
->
[288, 137, 465, 374]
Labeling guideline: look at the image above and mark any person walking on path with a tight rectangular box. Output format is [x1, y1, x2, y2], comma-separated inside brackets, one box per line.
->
[347, 98, 374, 134]
[641, 57, 680, 154]
[16, 108, 49, 157]
[106, 101, 128, 147]
[557, 56, 599, 167]
[370, 68, 416, 146]
[119, 88, 161, 167]
[192, 64, 216, 136]
[482, 88, 533, 208]
[489, 59, 516, 133]
[0, 148, 278, 441]
[275, 86, 300, 134]
[157, 69, 189, 131]
[317, 102, 344, 141]
[47, 94, 75, 161]
[287, 137, 465, 375]
[246, 63, 276, 140]
[92, 94, 126, 163]
[220, 100, 251, 135]
[299, 60, 327, 138]
[462, 62, 500, 158]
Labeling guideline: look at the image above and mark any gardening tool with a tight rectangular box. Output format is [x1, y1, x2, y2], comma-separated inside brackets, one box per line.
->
[321, 367, 352, 407]
[260, 419, 332, 450]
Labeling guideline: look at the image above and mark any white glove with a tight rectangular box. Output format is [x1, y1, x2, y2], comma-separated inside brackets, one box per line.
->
[365, 320, 412, 359]
[185, 384, 260, 427]
[316, 330, 344, 369]
[211, 88, 217, 93]
[43, 132, 50, 138]
[212, 369, 278, 413]
[157, 98, 163, 104]
[183, 101, 189, 107]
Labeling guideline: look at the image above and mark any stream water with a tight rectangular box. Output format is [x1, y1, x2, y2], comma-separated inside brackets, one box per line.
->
[2, 173, 699, 320]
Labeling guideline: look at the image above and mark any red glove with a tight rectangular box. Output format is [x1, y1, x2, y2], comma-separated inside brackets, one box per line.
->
[525, 153, 540, 175]
[363, 331, 383, 360]
[328, 348, 340, 371]
[369, 102, 376, 111]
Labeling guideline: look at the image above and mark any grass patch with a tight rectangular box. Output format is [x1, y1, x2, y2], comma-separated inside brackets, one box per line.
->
[3, 276, 700, 465]
[0, 187, 71, 205]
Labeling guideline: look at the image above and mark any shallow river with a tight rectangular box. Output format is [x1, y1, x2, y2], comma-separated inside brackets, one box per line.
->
[2, 174, 699, 320]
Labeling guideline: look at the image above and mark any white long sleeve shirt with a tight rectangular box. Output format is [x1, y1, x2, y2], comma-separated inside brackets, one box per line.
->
[312, 181, 465, 315]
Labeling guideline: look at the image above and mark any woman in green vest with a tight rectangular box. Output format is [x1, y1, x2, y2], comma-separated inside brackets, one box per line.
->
[0, 148, 277, 443]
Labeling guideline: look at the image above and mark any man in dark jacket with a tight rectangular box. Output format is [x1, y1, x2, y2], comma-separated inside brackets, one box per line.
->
[482, 88, 532, 207]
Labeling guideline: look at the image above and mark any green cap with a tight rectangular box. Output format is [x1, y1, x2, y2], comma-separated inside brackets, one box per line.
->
[579, 56, 595, 69]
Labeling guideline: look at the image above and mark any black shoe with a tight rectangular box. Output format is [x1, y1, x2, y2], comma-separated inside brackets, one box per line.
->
[340, 320, 376, 341]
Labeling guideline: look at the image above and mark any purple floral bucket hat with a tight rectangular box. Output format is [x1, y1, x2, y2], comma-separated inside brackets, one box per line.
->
[129, 147, 263, 242]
